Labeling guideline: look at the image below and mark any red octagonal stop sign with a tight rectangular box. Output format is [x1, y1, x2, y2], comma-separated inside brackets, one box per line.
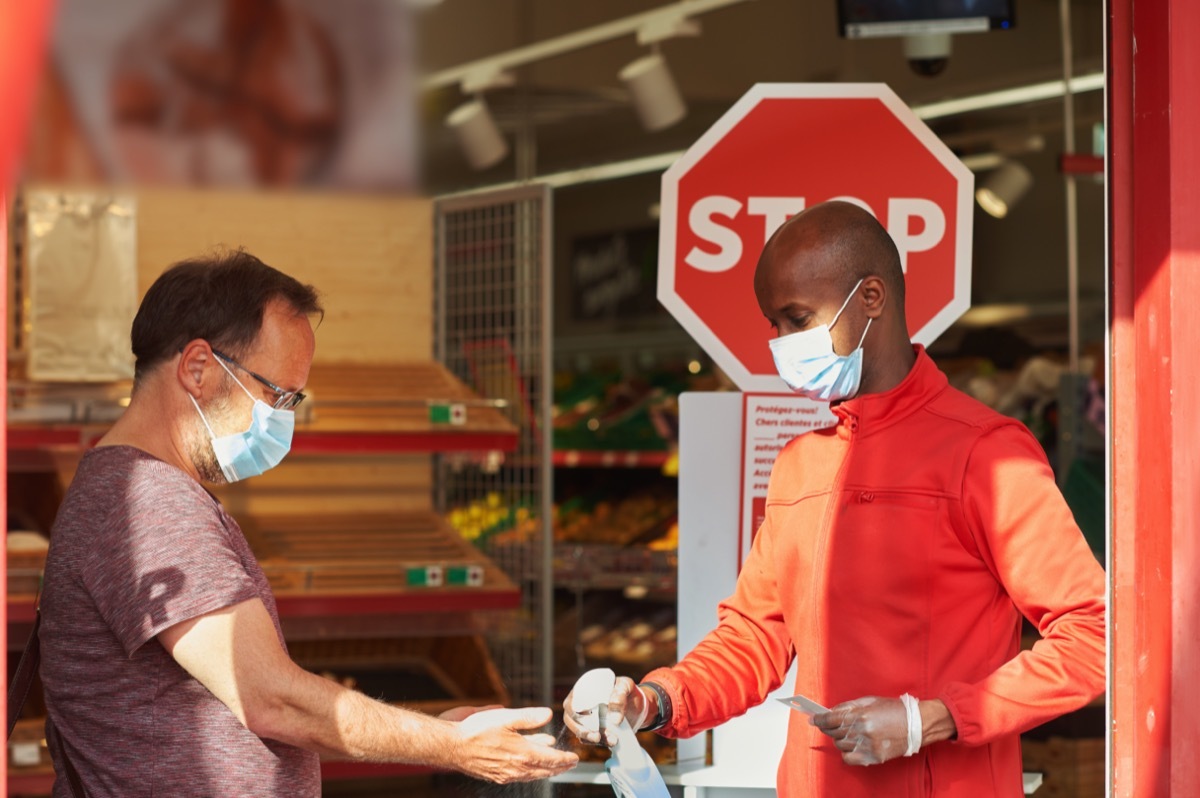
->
[658, 84, 974, 392]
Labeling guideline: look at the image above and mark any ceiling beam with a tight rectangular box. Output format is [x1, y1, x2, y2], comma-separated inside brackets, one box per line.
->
[440, 71, 1105, 196]
[422, 0, 755, 92]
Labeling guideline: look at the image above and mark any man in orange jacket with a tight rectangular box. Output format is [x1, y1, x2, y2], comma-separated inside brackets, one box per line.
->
[565, 201, 1106, 797]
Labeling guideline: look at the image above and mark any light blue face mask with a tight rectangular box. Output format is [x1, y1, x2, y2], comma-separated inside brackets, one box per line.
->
[768, 279, 872, 402]
[189, 358, 295, 483]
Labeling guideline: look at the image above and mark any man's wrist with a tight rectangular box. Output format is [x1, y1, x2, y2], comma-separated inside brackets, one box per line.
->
[639, 681, 671, 732]
[918, 698, 958, 746]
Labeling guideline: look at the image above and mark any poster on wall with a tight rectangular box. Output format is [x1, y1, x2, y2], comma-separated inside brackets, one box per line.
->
[738, 393, 835, 567]
[25, 191, 138, 382]
[50, 0, 417, 189]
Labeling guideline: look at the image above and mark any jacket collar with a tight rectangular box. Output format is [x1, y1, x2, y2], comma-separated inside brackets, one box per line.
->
[831, 345, 947, 438]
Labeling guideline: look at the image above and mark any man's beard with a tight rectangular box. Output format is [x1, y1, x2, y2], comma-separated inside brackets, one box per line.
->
[187, 387, 236, 484]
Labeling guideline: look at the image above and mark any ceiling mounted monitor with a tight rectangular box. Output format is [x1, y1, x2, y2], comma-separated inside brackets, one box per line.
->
[838, 0, 1015, 38]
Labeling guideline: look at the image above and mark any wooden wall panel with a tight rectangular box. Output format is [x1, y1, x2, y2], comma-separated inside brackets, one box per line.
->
[134, 188, 432, 364]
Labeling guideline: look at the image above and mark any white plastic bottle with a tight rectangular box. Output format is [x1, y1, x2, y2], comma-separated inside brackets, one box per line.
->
[569, 668, 671, 798]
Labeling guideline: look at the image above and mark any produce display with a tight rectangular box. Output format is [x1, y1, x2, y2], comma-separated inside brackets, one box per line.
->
[581, 613, 677, 669]
[447, 489, 678, 553]
[554, 491, 677, 547]
[446, 492, 536, 544]
[553, 367, 721, 453]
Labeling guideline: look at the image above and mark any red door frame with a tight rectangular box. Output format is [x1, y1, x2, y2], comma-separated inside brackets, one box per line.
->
[1109, 0, 1200, 794]
[2, 2, 58, 790]
[1, 194, 7, 789]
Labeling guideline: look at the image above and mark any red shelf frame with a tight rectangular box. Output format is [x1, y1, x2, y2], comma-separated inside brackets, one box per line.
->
[320, 761, 438, 780]
[6, 762, 439, 790]
[552, 449, 670, 468]
[9, 588, 520, 625]
[273, 589, 520, 618]
[1059, 153, 1105, 175]
[6, 427, 106, 450]
[8, 772, 55, 794]
[6, 426, 518, 455]
[8, 601, 35, 623]
[291, 430, 517, 454]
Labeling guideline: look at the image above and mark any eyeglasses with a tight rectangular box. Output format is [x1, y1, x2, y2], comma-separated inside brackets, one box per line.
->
[211, 349, 306, 410]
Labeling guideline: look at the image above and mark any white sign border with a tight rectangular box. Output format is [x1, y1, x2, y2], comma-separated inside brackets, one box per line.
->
[657, 82, 975, 393]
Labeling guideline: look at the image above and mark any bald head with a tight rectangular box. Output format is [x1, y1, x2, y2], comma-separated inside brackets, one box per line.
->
[754, 201, 915, 394]
[756, 201, 905, 306]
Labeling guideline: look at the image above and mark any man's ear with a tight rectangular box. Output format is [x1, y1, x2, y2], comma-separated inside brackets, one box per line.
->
[178, 339, 214, 400]
[861, 276, 888, 319]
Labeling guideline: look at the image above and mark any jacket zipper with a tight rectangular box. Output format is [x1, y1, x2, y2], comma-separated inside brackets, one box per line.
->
[808, 415, 856, 793]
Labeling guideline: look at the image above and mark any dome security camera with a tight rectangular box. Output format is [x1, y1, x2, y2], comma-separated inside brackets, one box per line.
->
[904, 33, 952, 77]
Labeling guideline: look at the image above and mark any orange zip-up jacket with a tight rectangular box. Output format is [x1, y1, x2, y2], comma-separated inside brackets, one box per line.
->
[644, 347, 1106, 798]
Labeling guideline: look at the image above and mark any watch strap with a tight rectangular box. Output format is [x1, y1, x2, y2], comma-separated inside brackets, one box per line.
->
[639, 681, 672, 732]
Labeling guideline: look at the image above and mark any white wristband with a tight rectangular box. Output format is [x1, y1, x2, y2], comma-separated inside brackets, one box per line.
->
[631, 686, 654, 730]
[900, 693, 922, 757]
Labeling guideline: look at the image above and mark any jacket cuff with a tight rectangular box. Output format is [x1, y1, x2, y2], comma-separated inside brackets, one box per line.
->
[937, 682, 981, 746]
[641, 667, 689, 738]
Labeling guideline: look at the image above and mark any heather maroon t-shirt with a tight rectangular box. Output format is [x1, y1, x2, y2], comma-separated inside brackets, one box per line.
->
[39, 446, 320, 797]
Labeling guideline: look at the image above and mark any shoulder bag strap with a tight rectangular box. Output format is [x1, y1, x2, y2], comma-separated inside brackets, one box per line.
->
[8, 608, 41, 737]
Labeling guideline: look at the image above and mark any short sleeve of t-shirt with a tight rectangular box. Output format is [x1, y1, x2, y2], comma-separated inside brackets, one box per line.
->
[79, 459, 259, 657]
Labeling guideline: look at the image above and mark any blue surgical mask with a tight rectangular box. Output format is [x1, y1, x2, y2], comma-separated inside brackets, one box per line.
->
[189, 358, 295, 483]
[768, 279, 872, 402]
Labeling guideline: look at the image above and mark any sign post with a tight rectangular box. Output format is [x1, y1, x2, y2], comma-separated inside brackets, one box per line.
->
[660, 84, 974, 792]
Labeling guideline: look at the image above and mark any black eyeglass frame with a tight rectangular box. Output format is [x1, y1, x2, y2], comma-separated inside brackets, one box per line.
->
[211, 349, 306, 410]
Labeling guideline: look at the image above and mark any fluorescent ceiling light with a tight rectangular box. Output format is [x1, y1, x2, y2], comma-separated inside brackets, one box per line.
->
[914, 72, 1105, 120]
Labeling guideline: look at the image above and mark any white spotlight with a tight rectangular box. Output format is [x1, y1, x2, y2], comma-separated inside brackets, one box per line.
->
[976, 161, 1034, 219]
[446, 99, 509, 170]
[619, 53, 687, 132]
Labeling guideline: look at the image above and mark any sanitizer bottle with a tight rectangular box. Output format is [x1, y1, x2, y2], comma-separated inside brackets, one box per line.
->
[569, 668, 671, 798]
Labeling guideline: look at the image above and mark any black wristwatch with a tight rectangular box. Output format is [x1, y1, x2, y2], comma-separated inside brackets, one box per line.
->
[639, 681, 672, 732]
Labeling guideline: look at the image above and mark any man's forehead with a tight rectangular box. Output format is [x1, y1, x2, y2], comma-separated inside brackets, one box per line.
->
[759, 241, 842, 290]
[241, 301, 315, 376]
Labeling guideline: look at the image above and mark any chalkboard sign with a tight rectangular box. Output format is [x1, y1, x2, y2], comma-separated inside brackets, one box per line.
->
[570, 227, 665, 322]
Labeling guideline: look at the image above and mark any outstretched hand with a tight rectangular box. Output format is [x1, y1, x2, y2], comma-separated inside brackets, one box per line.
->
[453, 706, 579, 783]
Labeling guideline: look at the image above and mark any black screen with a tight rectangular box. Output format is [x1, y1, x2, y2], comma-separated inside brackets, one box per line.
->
[839, 0, 1015, 36]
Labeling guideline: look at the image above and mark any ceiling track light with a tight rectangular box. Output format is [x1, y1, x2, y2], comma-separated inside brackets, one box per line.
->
[621, 51, 688, 131]
[446, 64, 515, 171]
[620, 12, 697, 132]
[446, 97, 509, 170]
[976, 160, 1034, 219]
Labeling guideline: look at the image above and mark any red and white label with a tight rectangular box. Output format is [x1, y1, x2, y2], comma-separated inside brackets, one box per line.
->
[738, 394, 835, 568]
